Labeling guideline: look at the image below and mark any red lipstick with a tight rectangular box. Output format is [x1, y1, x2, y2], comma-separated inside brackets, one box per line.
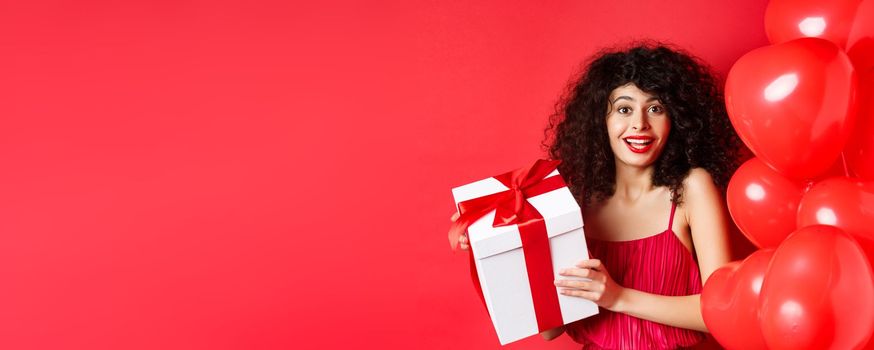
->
[623, 135, 654, 154]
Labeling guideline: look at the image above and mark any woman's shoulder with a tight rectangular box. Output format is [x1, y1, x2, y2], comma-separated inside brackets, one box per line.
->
[682, 168, 718, 191]
[681, 168, 721, 204]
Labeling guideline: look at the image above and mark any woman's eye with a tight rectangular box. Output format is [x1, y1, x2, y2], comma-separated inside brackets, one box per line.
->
[649, 105, 663, 113]
[617, 107, 631, 114]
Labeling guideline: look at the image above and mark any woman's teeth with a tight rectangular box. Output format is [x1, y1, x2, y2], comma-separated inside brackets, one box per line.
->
[625, 138, 653, 146]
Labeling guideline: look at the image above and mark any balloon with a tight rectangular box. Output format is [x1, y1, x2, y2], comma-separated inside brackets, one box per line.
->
[725, 37, 858, 180]
[847, 0, 874, 73]
[727, 158, 805, 248]
[759, 225, 874, 350]
[844, 69, 874, 180]
[765, 0, 861, 47]
[797, 177, 874, 266]
[702, 249, 774, 350]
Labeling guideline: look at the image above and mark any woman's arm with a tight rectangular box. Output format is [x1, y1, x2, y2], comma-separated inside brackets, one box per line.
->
[557, 261, 710, 332]
[556, 168, 732, 332]
[683, 168, 733, 283]
[612, 290, 706, 331]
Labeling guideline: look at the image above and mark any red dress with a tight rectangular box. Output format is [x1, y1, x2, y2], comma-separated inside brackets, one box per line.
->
[565, 203, 707, 349]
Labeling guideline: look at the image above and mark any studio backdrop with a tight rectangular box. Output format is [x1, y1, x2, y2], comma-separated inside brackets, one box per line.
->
[0, 1, 769, 349]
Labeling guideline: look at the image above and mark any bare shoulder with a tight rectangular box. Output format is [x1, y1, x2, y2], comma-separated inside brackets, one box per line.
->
[680, 168, 723, 218]
[679, 168, 727, 234]
[682, 168, 719, 199]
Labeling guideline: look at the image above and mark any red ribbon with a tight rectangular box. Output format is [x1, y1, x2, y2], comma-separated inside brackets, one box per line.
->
[449, 159, 567, 332]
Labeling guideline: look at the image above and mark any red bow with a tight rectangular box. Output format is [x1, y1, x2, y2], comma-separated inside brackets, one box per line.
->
[448, 159, 567, 249]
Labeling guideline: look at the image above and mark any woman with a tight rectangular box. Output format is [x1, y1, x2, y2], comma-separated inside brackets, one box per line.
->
[457, 43, 741, 349]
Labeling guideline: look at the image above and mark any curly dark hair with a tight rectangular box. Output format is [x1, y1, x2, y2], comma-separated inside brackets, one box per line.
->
[543, 42, 743, 206]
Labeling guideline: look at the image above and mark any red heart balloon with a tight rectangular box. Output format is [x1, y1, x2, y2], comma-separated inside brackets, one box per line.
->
[727, 158, 805, 249]
[765, 0, 861, 47]
[847, 0, 874, 73]
[844, 69, 874, 180]
[797, 177, 874, 266]
[725, 37, 858, 180]
[759, 225, 874, 350]
[702, 249, 774, 350]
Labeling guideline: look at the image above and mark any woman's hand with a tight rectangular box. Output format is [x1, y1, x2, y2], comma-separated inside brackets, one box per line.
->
[450, 211, 470, 250]
[554, 259, 625, 312]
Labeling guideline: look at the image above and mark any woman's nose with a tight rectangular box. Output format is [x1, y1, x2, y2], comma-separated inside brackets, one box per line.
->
[631, 112, 650, 130]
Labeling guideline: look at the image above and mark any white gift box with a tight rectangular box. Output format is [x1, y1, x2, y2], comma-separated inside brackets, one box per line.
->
[452, 168, 599, 345]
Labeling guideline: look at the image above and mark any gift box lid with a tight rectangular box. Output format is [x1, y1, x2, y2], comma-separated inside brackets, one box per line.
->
[451, 169, 584, 260]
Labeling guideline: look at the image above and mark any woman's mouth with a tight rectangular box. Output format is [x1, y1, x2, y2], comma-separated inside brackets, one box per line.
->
[624, 136, 654, 153]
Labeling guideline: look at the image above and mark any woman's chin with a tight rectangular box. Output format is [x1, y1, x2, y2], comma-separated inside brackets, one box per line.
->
[615, 156, 658, 169]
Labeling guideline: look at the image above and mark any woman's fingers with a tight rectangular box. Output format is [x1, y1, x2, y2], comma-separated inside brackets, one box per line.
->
[451, 210, 467, 250]
[559, 289, 600, 301]
[559, 267, 605, 284]
[553, 279, 593, 290]
[557, 260, 621, 308]
[575, 259, 603, 270]
[559, 267, 602, 279]
[558, 267, 587, 278]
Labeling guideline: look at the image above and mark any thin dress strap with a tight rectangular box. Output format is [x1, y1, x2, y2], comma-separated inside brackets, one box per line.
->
[667, 202, 677, 231]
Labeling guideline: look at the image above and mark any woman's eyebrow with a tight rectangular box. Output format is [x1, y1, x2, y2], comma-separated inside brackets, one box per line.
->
[612, 96, 634, 103]
[612, 96, 661, 103]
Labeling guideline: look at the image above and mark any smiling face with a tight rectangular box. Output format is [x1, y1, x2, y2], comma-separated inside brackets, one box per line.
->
[606, 83, 671, 169]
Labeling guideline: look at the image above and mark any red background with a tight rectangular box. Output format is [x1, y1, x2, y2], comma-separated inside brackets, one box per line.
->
[0, 1, 769, 349]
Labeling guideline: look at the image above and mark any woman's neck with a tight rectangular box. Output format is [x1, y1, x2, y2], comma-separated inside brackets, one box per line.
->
[614, 164, 656, 202]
